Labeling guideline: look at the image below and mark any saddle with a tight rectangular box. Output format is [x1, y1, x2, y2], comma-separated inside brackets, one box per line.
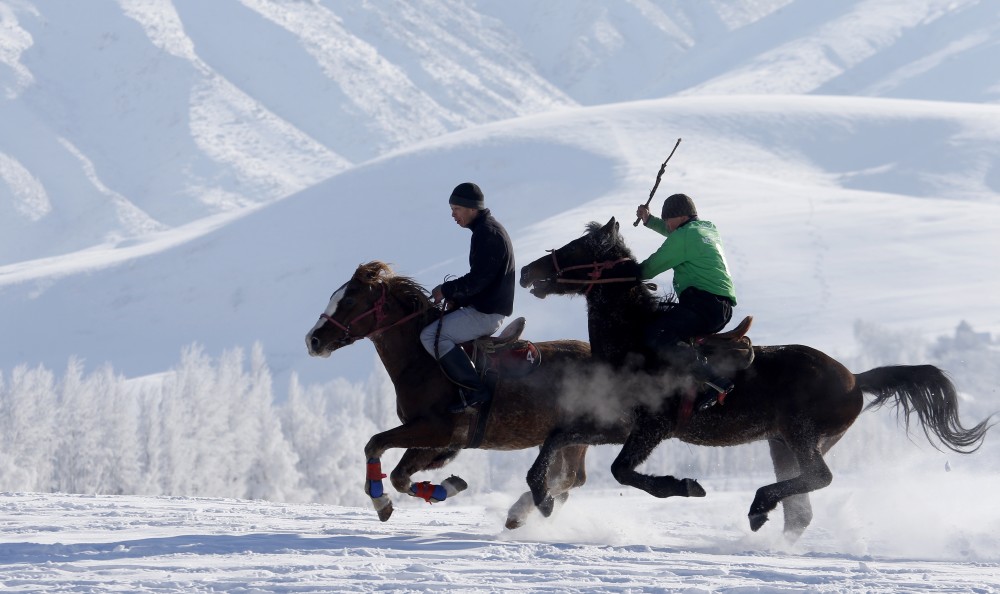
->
[460, 317, 542, 382]
[456, 317, 541, 449]
[692, 315, 755, 371]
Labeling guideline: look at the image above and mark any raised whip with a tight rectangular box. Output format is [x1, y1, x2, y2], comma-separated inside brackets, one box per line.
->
[633, 138, 682, 227]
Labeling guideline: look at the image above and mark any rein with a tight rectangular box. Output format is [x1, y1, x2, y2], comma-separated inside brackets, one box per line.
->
[548, 250, 637, 295]
[320, 283, 428, 344]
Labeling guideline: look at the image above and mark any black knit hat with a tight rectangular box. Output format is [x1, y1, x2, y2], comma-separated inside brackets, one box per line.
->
[661, 193, 698, 219]
[449, 182, 485, 210]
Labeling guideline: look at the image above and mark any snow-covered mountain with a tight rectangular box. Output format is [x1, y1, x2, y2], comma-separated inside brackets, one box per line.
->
[2, 0, 999, 391]
[3, 0, 999, 264]
[3, 93, 999, 391]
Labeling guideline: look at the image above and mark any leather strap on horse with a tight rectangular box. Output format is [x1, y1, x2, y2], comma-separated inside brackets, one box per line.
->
[549, 252, 638, 295]
[465, 391, 494, 449]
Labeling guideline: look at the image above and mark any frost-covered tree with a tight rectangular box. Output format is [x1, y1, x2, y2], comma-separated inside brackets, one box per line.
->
[0, 365, 58, 491]
[244, 343, 303, 502]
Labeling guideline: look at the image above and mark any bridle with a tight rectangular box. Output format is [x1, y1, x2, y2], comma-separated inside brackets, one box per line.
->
[546, 249, 638, 295]
[318, 282, 426, 346]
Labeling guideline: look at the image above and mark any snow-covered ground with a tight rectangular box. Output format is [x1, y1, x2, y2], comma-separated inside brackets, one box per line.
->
[3, 2, 1000, 591]
[3, 472, 999, 592]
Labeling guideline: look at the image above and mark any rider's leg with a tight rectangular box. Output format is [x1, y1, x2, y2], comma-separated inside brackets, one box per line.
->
[419, 306, 504, 412]
[644, 289, 734, 407]
[438, 346, 491, 411]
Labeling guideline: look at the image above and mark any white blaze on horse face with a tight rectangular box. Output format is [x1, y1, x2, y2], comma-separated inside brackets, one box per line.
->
[305, 283, 348, 357]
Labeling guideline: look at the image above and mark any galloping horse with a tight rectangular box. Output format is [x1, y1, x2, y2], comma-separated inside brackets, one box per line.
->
[305, 261, 619, 527]
[519, 217, 993, 539]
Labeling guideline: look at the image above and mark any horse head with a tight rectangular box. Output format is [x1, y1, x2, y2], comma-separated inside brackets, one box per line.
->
[519, 217, 638, 298]
[305, 261, 430, 357]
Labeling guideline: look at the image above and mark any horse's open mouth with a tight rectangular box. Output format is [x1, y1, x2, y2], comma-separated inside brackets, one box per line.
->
[523, 278, 554, 298]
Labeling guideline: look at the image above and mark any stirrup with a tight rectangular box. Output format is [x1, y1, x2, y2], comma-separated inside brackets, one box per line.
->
[704, 378, 733, 395]
[696, 380, 732, 411]
[449, 390, 489, 414]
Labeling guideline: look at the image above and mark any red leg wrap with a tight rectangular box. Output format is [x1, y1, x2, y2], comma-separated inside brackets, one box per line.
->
[412, 481, 436, 503]
[366, 460, 387, 481]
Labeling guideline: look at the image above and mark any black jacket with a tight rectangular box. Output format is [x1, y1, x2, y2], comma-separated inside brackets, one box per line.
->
[440, 209, 515, 316]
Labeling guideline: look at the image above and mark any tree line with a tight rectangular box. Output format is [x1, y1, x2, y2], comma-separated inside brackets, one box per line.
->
[1, 322, 996, 506]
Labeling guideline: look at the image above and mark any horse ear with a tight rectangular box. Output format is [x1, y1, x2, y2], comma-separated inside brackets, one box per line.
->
[603, 217, 616, 233]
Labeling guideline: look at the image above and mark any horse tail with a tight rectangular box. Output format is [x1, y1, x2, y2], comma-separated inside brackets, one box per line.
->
[855, 365, 993, 454]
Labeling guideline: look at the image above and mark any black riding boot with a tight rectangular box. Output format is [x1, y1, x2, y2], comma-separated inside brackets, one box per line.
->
[438, 347, 491, 413]
[662, 343, 734, 411]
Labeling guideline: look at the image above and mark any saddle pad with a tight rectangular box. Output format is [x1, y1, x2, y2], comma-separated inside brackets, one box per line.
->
[484, 340, 541, 379]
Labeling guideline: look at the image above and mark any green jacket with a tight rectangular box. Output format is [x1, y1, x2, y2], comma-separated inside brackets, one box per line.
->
[638, 217, 737, 305]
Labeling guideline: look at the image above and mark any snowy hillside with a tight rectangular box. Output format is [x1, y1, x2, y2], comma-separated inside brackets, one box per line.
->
[3, 0, 999, 264]
[2, 94, 999, 391]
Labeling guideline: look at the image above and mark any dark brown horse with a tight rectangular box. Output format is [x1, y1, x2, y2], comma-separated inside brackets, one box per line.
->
[519, 217, 993, 539]
[305, 261, 614, 527]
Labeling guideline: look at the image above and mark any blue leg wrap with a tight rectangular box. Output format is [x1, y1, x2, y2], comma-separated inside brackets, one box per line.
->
[433, 484, 447, 501]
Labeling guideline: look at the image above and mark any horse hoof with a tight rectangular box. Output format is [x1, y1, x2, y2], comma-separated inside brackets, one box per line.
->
[443, 475, 468, 496]
[538, 496, 555, 517]
[505, 517, 524, 530]
[372, 495, 393, 522]
[748, 511, 768, 532]
[684, 479, 706, 497]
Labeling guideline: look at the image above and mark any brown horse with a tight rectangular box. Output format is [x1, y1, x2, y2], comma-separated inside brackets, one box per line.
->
[305, 261, 615, 527]
[519, 217, 993, 539]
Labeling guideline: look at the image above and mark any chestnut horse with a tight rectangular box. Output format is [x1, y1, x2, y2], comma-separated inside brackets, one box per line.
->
[519, 217, 993, 539]
[305, 261, 620, 527]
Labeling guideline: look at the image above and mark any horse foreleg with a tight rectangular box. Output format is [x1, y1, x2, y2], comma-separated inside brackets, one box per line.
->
[362, 419, 456, 522]
[505, 491, 536, 529]
[610, 412, 705, 499]
[512, 443, 589, 528]
[526, 432, 567, 516]
[749, 441, 832, 532]
[364, 457, 394, 522]
[391, 447, 466, 504]
[364, 419, 454, 460]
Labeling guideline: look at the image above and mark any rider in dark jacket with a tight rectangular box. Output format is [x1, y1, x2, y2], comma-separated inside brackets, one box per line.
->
[420, 182, 515, 413]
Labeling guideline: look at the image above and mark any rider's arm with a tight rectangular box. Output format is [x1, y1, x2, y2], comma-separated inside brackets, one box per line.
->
[644, 215, 670, 237]
[637, 228, 687, 280]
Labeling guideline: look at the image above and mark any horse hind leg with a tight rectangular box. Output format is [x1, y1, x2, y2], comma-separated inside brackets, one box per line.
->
[750, 434, 832, 533]
[767, 438, 812, 541]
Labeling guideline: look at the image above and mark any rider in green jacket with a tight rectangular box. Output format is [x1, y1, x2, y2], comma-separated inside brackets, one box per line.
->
[636, 193, 737, 410]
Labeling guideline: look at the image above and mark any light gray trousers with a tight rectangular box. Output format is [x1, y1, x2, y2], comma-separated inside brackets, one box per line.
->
[420, 306, 505, 359]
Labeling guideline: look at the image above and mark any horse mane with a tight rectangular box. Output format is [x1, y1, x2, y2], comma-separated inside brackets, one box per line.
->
[583, 221, 636, 262]
[581, 221, 668, 308]
[353, 261, 434, 312]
